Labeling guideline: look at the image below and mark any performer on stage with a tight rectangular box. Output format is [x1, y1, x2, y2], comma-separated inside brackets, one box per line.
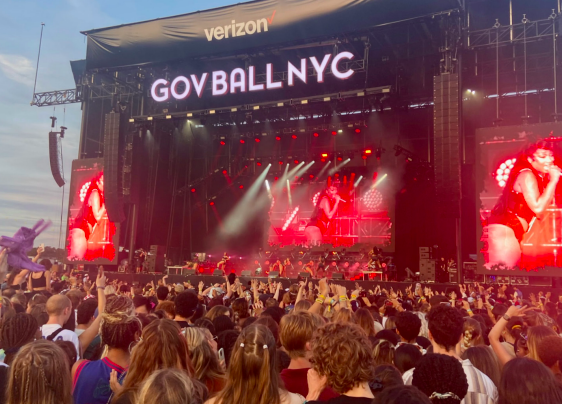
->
[484, 140, 561, 268]
[305, 185, 342, 246]
[217, 252, 230, 271]
[68, 174, 106, 260]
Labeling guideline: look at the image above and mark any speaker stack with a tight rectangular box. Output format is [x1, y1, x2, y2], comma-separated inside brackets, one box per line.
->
[419, 247, 435, 282]
[49, 131, 65, 187]
[146, 245, 166, 273]
[103, 112, 125, 223]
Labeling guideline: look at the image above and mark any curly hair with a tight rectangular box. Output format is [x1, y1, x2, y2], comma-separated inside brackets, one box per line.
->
[0, 313, 38, 366]
[311, 323, 375, 394]
[395, 311, 422, 342]
[231, 298, 250, 325]
[412, 353, 468, 404]
[426, 305, 464, 351]
[100, 295, 142, 351]
[537, 335, 562, 368]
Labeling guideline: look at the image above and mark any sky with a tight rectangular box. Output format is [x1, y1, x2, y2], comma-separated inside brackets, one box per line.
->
[0, 0, 241, 248]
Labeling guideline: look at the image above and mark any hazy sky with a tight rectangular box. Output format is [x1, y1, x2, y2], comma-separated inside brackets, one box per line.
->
[0, 0, 239, 248]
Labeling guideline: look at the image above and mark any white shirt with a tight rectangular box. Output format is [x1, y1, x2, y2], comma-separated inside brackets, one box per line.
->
[41, 324, 80, 359]
[403, 358, 498, 404]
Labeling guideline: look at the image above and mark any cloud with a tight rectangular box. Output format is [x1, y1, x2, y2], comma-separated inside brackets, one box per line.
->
[0, 54, 35, 87]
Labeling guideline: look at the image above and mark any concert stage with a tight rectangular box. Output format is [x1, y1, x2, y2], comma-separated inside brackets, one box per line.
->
[103, 274, 561, 297]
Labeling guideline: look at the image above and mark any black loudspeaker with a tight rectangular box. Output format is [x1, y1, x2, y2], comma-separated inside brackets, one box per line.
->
[299, 272, 311, 278]
[433, 74, 461, 218]
[122, 127, 135, 204]
[268, 271, 279, 278]
[147, 245, 166, 273]
[103, 112, 125, 222]
[213, 269, 225, 276]
[183, 269, 197, 276]
[332, 273, 344, 280]
[241, 270, 252, 277]
[49, 131, 65, 187]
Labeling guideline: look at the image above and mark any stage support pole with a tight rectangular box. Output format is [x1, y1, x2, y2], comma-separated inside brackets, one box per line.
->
[128, 203, 138, 270]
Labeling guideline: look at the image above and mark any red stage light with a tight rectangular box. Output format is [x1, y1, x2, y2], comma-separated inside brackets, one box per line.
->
[362, 155, 367, 160]
[256, 162, 262, 166]
[331, 131, 337, 136]
[321, 159, 326, 163]
[292, 134, 297, 139]
[191, 188, 196, 193]
[220, 141, 226, 145]
[295, 176, 299, 180]
[313, 132, 319, 137]
[222, 170, 227, 175]
[240, 139, 245, 144]
[255, 138, 261, 143]
[239, 185, 244, 189]
[274, 176, 279, 180]
[337, 157, 343, 161]
[279, 161, 284, 165]
[275, 136, 281, 141]
[335, 173, 340, 178]
[309, 174, 314, 179]
[363, 188, 383, 211]
[365, 149, 372, 154]
[355, 128, 361, 133]
[209, 201, 215, 206]
[294, 159, 299, 164]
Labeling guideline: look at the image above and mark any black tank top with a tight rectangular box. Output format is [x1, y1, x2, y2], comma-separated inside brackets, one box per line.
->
[31, 271, 47, 288]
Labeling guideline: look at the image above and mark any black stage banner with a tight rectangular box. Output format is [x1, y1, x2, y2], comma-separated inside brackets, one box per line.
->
[83, 0, 459, 70]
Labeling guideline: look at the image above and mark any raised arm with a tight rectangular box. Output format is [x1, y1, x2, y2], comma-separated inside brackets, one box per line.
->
[319, 196, 340, 220]
[90, 190, 107, 222]
[517, 169, 560, 216]
[79, 269, 107, 355]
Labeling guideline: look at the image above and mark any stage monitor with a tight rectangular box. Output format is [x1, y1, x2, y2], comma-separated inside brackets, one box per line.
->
[477, 122, 562, 276]
[268, 271, 279, 278]
[66, 159, 119, 265]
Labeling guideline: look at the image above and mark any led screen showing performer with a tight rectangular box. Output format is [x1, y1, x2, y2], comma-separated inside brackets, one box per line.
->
[66, 159, 118, 264]
[305, 185, 343, 246]
[479, 129, 562, 273]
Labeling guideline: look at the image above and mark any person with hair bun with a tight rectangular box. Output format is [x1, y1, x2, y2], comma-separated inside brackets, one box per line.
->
[412, 354, 468, 404]
[72, 295, 142, 404]
[137, 368, 207, 404]
[7, 340, 73, 404]
[207, 324, 304, 404]
[306, 323, 375, 403]
[0, 313, 38, 366]
[112, 319, 197, 404]
[459, 318, 484, 354]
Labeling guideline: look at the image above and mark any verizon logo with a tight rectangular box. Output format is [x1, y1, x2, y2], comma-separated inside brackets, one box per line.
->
[204, 10, 276, 41]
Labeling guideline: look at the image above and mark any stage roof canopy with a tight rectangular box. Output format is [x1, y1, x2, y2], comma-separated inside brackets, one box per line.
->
[82, 0, 460, 70]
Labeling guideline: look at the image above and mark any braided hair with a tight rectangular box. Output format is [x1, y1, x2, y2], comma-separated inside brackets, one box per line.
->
[412, 353, 468, 404]
[0, 313, 38, 365]
[100, 295, 142, 352]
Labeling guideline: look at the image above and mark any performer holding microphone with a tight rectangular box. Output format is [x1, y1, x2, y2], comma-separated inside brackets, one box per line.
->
[305, 185, 345, 245]
[484, 140, 561, 268]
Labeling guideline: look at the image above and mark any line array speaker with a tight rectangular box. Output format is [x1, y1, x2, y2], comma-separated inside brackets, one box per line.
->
[433, 74, 461, 218]
[48, 131, 65, 187]
[103, 112, 125, 222]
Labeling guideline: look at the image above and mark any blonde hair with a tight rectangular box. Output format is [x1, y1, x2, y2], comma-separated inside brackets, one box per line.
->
[104, 285, 116, 295]
[183, 327, 225, 390]
[137, 368, 207, 404]
[8, 340, 72, 404]
[293, 300, 312, 313]
[461, 318, 484, 353]
[527, 325, 558, 362]
[206, 305, 232, 322]
[332, 308, 355, 324]
[280, 312, 325, 359]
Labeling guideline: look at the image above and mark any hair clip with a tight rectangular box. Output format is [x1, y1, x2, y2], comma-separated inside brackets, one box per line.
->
[429, 392, 461, 400]
[240, 343, 245, 347]
[263, 344, 268, 349]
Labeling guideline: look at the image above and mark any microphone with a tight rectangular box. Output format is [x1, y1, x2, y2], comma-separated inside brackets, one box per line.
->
[338, 198, 347, 203]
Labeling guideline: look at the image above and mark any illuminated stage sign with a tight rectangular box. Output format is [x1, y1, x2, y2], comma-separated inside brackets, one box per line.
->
[150, 51, 356, 102]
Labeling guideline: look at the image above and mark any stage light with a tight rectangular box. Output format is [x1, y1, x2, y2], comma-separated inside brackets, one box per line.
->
[129, 118, 135, 123]
[355, 128, 361, 134]
[362, 188, 383, 211]
[338, 129, 343, 134]
[354, 175, 364, 188]
[240, 139, 245, 144]
[257, 162, 262, 166]
[376, 148, 382, 160]
[312, 191, 321, 206]
[331, 131, 337, 136]
[313, 132, 319, 137]
[292, 134, 297, 139]
[255, 138, 261, 143]
[80, 181, 92, 203]
[274, 176, 279, 180]
[275, 136, 281, 141]
[282, 206, 300, 231]
[337, 156, 343, 161]
[239, 185, 244, 189]
[187, 113, 193, 117]
[279, 161, 284, 165]
[364, 149, 372, 155]
[294, 159, 299, 164]
[495, 157, 516, 187]
[220, 141, 226, 145]
[222, 170, 227, 175]
[321, 153, 329, 158]
[191, 188, 196, 193]
[209, 201, 215, 206]
[309, 174, 314, 179]
[166, 115, 172, 119]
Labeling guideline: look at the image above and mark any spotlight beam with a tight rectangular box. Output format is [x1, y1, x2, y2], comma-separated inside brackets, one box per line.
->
[354, 175, 364, 188]
[287, 179, 292, 206]
[316, 161, 332, 179]
[222, 164, 272, 236]
[371, 173, 388, 189]
[294, 161, 315, 179]
[328, 158, 351, 176]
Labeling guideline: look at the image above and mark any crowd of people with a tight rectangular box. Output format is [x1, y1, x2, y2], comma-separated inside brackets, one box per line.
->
[1, 247, 562, 404]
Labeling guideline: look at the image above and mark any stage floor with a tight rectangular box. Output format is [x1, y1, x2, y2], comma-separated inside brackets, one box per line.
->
[104, 273, 560, 296]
